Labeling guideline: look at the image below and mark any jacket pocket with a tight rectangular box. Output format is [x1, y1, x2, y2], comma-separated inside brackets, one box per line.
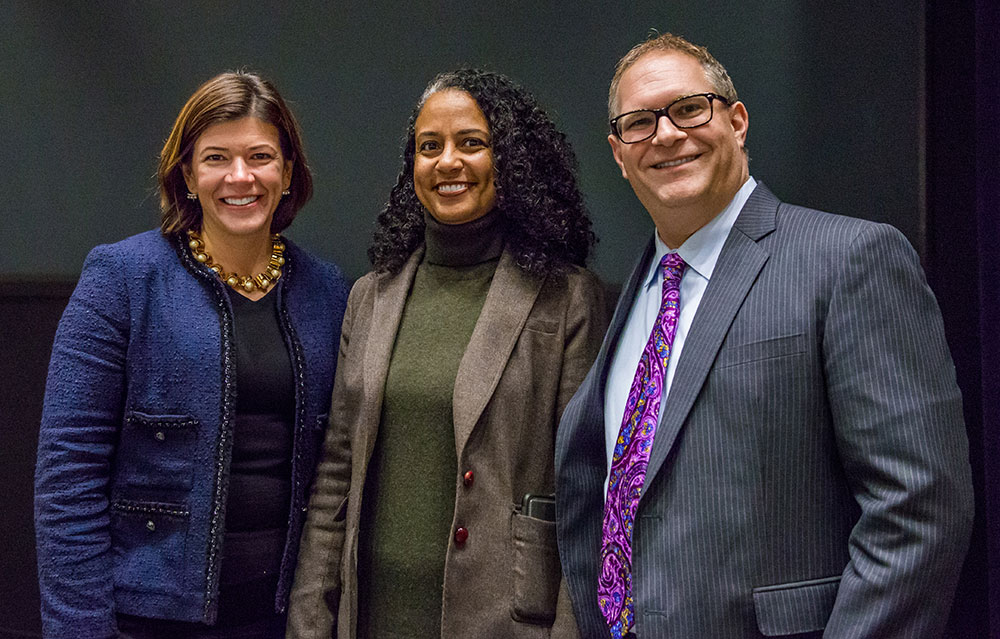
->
[110, 499, 190, 595]
[120, 411, 198, 490]
[752, 575, 840, 636]
[715, 333, 807, 369]
[524, 318, 559, 335]
[509, 511, 560, 625]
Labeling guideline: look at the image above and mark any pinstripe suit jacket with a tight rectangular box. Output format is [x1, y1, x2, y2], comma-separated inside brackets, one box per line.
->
[555, 184, 973, 638]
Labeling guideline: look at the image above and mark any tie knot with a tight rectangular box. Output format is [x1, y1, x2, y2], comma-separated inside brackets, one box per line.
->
[660, 253, 686, 281]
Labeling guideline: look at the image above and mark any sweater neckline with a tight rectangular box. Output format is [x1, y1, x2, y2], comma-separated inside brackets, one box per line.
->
[423, 209, 504, 267]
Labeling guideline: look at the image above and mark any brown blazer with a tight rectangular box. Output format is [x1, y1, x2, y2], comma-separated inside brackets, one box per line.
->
[288, 246, 609, 638]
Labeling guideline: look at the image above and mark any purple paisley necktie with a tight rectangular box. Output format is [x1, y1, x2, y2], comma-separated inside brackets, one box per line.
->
[599, 252, 686, 638]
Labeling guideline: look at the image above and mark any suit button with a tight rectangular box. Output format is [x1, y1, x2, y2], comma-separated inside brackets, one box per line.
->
[454, 527, 468, 546]
[463, 470, 474, 487]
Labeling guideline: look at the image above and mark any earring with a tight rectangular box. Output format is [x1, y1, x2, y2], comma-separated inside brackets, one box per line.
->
[186, 192, 198, 200]
[281, 189, 290, 196]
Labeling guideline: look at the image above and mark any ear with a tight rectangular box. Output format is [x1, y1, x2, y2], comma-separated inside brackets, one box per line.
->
[283, 159, 294, 191]
[182, 164, 196, 193]
[729, 101, 749, 149]
[608, 134, 629, 180]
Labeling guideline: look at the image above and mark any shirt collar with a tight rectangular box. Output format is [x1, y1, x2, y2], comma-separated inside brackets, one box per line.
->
[643, 176, 758, 290]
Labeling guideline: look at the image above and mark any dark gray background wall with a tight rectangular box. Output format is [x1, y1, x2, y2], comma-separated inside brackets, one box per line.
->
[1, 0, 923, 284]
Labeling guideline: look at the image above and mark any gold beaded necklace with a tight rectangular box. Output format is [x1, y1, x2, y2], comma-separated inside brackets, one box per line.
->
[187, 230, 286, 294]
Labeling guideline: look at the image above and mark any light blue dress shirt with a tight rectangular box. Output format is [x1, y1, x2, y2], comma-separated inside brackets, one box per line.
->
[603, 177, 758, 486]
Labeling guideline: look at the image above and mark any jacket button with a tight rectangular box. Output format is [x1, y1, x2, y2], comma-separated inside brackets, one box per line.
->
[154, 431, 166, 442]
[146, 520, 156, 532]
[454, 527, 468, 546]
[463, 470, 474, 487]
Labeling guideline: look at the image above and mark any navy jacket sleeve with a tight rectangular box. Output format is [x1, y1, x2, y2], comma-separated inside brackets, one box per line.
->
[35, 243, 129, 639]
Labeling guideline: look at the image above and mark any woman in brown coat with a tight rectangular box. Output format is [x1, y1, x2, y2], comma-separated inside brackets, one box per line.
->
[288, 69, 608, 639]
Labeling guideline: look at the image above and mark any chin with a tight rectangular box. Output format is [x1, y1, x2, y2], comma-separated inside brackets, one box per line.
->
[210, 222, 272, 241]
[430, 209, 483, 225]
[655, 181, 709, 207]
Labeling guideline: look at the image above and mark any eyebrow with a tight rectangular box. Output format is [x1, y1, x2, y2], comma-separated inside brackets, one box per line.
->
[655, 92, 712, 108]
[199, 143, 278, 152]
[623, 92, 712, 113]
[416, 128, 489, 138]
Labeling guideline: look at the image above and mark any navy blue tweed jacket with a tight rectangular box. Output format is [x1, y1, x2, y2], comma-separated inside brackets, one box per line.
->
[35, 230, 349, 638]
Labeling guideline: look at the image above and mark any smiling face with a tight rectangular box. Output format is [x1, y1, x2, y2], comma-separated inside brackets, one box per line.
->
[183, 116, 292, 243]
[413, 90, 497, 225]
[609, 51, 749, 247]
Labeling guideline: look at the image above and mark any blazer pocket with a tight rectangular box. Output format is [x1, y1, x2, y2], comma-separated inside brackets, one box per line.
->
[752, 575, 840, 636]
[715, 333, 807, 369]
[524, 318, 559, 335]
[110, 499, 190, 595]
[120, 411, 198, 490]
[509, 511, 560, 625]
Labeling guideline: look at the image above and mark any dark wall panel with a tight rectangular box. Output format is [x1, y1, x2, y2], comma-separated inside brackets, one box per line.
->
[1, 1, 923, 285]
[0, 283, 72, 639]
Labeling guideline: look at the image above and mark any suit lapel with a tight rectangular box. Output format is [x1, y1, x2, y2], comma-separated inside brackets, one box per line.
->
[452, 250, 542, 458]
[641, 185, 780, 496]
[555, 238, 656, 635]
[359, 248, 423, 460]
[592, 238, 657, 411]
[564, 237, 655, 498]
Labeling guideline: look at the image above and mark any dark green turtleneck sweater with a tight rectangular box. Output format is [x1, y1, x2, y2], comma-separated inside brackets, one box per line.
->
[357, 210, 504, 639]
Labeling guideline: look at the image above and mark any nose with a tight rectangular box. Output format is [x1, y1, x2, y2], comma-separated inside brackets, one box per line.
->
[651, 113, 686, 146]
[437, 143, 463, 172]
[225, 158, 255, 183]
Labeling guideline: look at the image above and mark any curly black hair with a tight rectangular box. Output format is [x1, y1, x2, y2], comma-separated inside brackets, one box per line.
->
[369, 69, 596, 276]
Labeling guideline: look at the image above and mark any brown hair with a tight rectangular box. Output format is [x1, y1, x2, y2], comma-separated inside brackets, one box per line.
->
[157, 71, 313, 234]
[608, 32, 739, 119]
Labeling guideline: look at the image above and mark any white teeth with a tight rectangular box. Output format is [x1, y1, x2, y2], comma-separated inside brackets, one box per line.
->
[655, 156, 697, 168]
[222, 196, 259, 205]
[437, 183, 468, 194]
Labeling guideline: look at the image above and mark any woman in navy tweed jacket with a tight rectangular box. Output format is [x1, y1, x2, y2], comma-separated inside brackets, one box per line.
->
[34, 72, 349, 639]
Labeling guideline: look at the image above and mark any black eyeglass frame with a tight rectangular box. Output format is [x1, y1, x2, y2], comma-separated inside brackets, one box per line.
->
[609, 92, 731, 144]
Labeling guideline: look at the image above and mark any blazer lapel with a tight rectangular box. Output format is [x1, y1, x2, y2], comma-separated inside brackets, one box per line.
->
[359, 248, 423, 460]
[452, 250, 542, 457]
[641, 185, 780, 496]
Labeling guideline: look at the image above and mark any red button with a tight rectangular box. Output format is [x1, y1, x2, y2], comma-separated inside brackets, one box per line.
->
[454, 527, 469, 545]
[463, 470, 474, 487]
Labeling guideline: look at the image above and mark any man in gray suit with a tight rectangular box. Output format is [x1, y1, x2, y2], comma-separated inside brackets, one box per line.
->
[555, 33, 973, 638]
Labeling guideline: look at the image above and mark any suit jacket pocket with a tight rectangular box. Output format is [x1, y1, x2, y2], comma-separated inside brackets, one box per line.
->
[715, 333, 806, 369]
[119, 411, 198, 490]
[510, 511, 560, 625]
[110, 499, 190, 595]
[752, 575, 840, 636]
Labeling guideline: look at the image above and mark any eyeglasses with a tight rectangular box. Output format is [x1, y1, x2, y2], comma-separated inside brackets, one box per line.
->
[610, 93, 730, 144]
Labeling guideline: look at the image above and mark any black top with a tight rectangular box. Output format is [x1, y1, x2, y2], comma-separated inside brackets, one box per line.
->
[118, 288, 294, 638]
[226, 288, 295, 532]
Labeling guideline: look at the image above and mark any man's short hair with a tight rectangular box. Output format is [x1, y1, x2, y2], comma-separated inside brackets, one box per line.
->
[608, 32, 739, 119]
